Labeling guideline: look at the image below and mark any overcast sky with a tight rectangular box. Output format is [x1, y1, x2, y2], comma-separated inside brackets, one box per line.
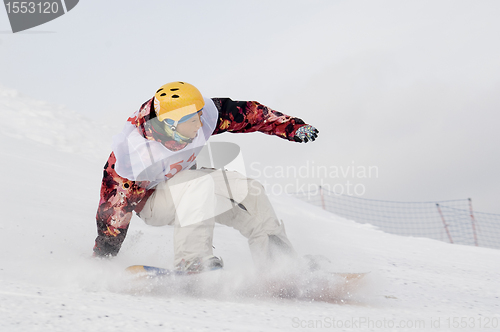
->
[1, 0, 499, 213]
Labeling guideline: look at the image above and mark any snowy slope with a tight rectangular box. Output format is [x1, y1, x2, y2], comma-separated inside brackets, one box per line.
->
[0, 88, 499, 332]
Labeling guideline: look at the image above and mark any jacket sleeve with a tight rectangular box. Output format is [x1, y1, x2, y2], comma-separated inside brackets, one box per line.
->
[211, 98, 307, 141]
[93, 152, 150, 257]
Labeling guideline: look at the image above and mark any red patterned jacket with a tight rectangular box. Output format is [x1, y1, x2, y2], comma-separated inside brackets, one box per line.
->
[93, 97, 309, 256]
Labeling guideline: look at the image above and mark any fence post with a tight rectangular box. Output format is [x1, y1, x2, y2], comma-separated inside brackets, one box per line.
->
[319, 185, 326, 210]
[468, 198, 479, 246]
[436, 203, 454, 244]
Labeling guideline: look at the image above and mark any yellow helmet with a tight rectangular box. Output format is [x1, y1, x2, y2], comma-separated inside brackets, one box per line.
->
[153, 81, 205, 123]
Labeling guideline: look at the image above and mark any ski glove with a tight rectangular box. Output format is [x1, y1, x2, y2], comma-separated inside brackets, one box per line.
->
[293, 125, 319, 143]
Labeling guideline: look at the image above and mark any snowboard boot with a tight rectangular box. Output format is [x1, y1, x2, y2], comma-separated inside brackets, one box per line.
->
[263, 234, 299, 273]
[176, 256, 224, 273]
[268, 235, 295, 258]
[302, 254, 332, 272]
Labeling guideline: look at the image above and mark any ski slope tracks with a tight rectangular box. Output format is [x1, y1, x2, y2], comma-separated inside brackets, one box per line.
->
[0, 87, 499, 331]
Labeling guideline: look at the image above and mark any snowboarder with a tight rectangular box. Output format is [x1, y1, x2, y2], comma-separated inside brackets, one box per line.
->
[93, 81, 319, 272]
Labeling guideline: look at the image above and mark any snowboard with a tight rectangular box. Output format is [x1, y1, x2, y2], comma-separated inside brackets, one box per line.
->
[126, 265, 365, 281]
[125, 264, 221, 278]
[125, 264, 368, 303]
[123, 264, 224, 297]
[260, 270, 368, 303]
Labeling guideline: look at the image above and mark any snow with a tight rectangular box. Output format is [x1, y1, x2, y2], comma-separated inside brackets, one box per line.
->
[0, 87, 499, 331]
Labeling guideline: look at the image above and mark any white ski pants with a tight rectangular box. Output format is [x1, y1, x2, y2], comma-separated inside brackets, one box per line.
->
[138, 168, 296, 268]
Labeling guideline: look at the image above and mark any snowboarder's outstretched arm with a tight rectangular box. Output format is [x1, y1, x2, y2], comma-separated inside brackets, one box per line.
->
[211, 98, 319, 142]
[93, 152, 151, 257]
